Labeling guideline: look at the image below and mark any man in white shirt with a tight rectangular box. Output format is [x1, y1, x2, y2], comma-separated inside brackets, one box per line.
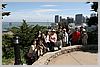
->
[63, 28, 68, 47]
[49, 29, 57, 51]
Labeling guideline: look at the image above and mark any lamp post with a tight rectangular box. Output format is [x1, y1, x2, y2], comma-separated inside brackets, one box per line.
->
[13, 35, 21, 65]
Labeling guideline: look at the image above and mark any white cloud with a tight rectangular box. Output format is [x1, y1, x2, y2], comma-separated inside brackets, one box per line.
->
[3, 10, 54, 22]
[33, 9, 61, 13]
[42, 5, 57, 7]
[64, 8, 91, 11]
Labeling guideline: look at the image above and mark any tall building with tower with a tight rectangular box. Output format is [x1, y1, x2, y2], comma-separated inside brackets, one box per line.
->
[55, 15, 59, 23]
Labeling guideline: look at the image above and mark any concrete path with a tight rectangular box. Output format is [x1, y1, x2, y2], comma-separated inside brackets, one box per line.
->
[48, 51, 97, 65]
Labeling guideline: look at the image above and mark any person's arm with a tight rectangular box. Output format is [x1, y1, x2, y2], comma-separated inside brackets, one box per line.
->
[86, 34, 88, 39]
[55, 34, 57, 42]
[66, 33, 69, 44]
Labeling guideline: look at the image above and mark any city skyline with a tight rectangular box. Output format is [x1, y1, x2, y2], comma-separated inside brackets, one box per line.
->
[3, 2, 96, 22]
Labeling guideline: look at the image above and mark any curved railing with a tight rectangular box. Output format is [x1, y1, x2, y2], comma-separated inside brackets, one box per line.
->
[33, 45, 82, 65]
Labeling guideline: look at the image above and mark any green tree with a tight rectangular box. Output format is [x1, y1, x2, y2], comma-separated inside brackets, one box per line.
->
[86, 2, 98, 45]
[10, 20, 47, 63]
[87, 16, 98, 26]
[2, 20, 47, 64]
[2, 34, 14, 59]
[87, 2, 98, 12]
[91, 2, 98, 12]
[86, 2, 98, 26]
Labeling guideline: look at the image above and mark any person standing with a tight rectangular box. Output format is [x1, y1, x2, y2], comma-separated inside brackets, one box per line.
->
[79, 26, 84, 45]
[62, 28, 69, 47]
[68, 29, 73, 46]
[81, 29, 88, 45]
[45, 31, 50, 51]
[49, 29, 57, 51]
[57, 29, 63, 49]
[26, 40, 37, 65]
[72, 27, 81, 45]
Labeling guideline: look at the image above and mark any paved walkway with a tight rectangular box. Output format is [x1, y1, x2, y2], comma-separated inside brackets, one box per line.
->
[48, 51, 97, 65]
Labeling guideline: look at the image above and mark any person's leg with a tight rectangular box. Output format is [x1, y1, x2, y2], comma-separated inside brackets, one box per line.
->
[72, 40, 74, 45]
[49, 42, 51, 51]
[80, 39, 82, 45]
[84, 39, 87, 45]
[69, 39, 71, 46]
[35, 51, 38, 60]
[82, 39, 85, 45]
[47, 42, 50, 51]
[60, 40, 62, 48]
[50, 42, 54, 51]
[57, 41, 61, 50]
[86, 39, 87, 45]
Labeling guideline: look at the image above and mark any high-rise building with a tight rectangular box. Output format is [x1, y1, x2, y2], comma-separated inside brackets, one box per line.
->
[75, 14, 84, 25]
[67, 17, 74, 23]
[60, 16, 62, 22]
[55, 15, 59, 23]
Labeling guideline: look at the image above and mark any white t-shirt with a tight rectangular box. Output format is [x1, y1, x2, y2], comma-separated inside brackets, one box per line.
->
[45, 35, 50, 43]
[50, 33, 57, 43]
[63, 32, 68, 44]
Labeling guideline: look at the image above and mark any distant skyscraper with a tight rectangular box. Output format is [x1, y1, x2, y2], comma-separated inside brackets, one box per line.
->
[60, 16, 62, 22]
[83, 16, 86, 23]
[55, 15, 59, 23]
[75, 14, 84, 25]
[85, 16, 89, 23]
[67, 17, 74, 23]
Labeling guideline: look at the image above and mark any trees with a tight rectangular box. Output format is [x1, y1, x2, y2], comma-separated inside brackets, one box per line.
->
[87, 2, 98, 12]
[2, 20, 48, 64]
[2, 34, 14, 59]
[86, 2, 98, 45]
[87, 16, 98, 26]
[91, 2, 98, 12]
[86, 2, 98, 26]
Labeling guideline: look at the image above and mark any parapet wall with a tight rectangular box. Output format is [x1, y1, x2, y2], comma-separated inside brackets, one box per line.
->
[33, 45, 82, 65]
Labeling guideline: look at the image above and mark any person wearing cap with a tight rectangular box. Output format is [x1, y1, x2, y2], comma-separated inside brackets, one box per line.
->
[79, 26, 84, 44]
[72, 27, 81, 45]
[81, 29, 88, 45]
[62, 28, 69, 47]
[49, 29, 57, 51]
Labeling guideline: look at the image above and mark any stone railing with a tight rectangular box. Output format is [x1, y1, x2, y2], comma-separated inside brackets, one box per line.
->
[44, 45, 82, 65]
[32, 45, 82, 65]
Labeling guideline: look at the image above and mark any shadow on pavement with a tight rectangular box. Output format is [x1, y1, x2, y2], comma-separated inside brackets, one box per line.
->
[80, 45, 98, 53]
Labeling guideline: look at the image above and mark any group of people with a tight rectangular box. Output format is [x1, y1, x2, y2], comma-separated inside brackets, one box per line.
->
[71, 26, 88, 45]
[43, 26, 88, 52]
[26, 26, 88, 65]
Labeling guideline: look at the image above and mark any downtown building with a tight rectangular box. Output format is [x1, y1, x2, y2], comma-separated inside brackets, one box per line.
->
[67, 17, 74, 23]
[55, 15, 59, 23]
[54, 15, 75, 29]
[75, 14, 85, 25]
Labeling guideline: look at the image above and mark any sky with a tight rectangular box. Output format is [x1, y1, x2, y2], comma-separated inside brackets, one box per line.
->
[3, 2, 94, 22]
